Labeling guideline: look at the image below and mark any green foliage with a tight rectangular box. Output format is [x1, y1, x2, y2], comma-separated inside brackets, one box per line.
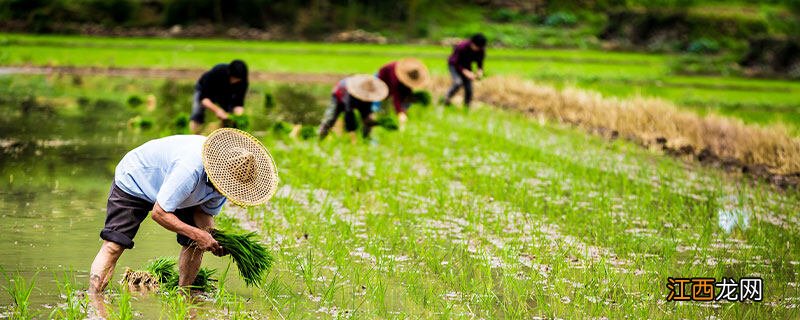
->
[223, 114, 251, 131]
[544, 11, 578, 27]
[143, 257, 177, 284]
[126, 95, 143, 108]
[2, 270, 36, 320]
[299, 125, 318, 140]
[687, 38, 720, 54]
[128, 115, 154, 130]
[264, 92, 275, 109]
[50, 272, 88, 320]
[412, 90, 432, 107]
[109, 286, 133, 320]
[375, 115, 399, 131]
[213, 229, 273, 287]
[272, 121, 293, 136]
[172, 112, 190, 133]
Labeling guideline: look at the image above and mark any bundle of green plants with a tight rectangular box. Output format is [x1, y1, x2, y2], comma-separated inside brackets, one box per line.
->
[143, 257, 177, 284]
[412, 90, 432, 107]
[125, 257, 216, 292]
[127, 95, 144, 108]
[299, 125, 318, 140]
[223, 114, 251, 131]
[375, 115, 399, 131]
[212, 229, 273, 287]
[172, 112, 190, 133]
[128, 115, 154, 130]
[272, 121, 293, 135]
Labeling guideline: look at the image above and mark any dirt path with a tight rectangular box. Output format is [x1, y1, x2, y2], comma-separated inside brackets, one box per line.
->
[0, 66, 346, 84]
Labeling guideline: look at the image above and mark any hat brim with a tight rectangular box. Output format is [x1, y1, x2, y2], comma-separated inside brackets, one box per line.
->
[203, 128, 279, 206]
[394, 58, 430, 89]
[345, 74, 389, 102]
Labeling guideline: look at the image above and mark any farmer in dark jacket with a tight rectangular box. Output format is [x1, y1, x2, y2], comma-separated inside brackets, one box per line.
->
[443, 33, 487, 108]
[190, 60, 249, 134]
[376, 58, 429, 130]
[318, 75, 389, 142]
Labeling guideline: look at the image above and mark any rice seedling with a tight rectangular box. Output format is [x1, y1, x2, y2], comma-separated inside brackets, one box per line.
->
[108, 286, 133, 320]
[1, 269, 37, 320]
[122, 257, 216, 292]
[213, 229, 274, 287]
[160, 287, 194, 320]
[142, 257, 177, 285]
[49, 271, 88, 320]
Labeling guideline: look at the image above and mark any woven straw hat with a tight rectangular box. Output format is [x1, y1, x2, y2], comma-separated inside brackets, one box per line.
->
[394, 58, 429, 89]
[203, 128, 279, 206]
[345, 74, 389, 102]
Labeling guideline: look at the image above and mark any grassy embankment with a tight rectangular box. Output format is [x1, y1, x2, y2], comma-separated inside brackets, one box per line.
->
[1, 33, 799, 133]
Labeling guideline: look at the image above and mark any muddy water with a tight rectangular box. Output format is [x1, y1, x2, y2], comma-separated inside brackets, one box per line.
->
[0, 79, 254, 318]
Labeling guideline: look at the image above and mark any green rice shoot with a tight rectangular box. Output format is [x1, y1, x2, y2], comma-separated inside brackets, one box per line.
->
[212, 229, 273, 287]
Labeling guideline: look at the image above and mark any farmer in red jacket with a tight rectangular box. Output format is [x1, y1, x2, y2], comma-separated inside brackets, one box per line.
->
[318, 74, 389, 142]
[443, 33, 487, 108]
[376, 58, 429, 130]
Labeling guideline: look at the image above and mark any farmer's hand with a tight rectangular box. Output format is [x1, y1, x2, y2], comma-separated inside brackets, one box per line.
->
[476, 69, 484, 80]
[194, 230, 224, 256]
[215, 110, 229, 120]
[462, 69, 476, 80]
[398, 112, 408, 131]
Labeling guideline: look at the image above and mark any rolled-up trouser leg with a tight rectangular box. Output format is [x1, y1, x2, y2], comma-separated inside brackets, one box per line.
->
[318, 96, 343, 139]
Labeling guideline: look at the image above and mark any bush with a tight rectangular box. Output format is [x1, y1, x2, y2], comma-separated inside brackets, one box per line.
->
[687, 38, 720, 54]
[544, 11, 578, 27]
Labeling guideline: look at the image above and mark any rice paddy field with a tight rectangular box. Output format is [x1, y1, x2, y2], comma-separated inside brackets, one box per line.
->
[0, 34, 799, 319]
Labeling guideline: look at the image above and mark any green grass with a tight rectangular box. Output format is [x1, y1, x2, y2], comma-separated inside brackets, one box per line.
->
[1, 33, 799, 132]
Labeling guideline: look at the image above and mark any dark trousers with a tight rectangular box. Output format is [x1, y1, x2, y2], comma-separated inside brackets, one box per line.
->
[445, 64, 473, 107]
[318, 95, 376, 139]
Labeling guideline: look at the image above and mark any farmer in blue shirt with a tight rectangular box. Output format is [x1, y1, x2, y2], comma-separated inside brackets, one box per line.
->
[88, 129, 278, 296]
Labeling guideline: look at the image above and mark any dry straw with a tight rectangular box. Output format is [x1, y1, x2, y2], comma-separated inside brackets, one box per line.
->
[431, 76, 800, 177]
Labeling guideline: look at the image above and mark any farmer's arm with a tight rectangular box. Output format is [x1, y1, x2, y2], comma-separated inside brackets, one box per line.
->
[152, 167, 223, 255]
[231, 82, 247, 116]
[201, 98, 229, 120]
[151, 202, 222, 255]
[476, 49, 485, 78]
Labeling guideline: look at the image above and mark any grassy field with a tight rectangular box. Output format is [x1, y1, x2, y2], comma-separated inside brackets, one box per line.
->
[0, 73, 799, 318]
[2, 33, 799, 133]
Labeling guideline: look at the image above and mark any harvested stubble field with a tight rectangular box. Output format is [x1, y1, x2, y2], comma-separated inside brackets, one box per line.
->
[0, 38, 799, 318]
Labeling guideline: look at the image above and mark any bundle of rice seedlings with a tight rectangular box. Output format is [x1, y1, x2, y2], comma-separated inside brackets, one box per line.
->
[375, 116, 399, 131]
[212, 229, 273, 287]
[143, 257, 177, 284]
[135, 257, 217, 292]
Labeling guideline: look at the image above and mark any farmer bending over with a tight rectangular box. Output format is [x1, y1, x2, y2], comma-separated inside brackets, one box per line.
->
[443, 33, 487, 108]
[88, 128, 278, 299]
[318, 75, 389, 142]
[190, 60, 249, 134]
[376, 58, 429, 130]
